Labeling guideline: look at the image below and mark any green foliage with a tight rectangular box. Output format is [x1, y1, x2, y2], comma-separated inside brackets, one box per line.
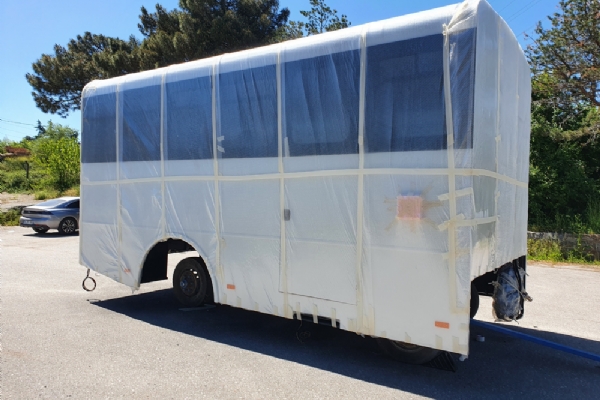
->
[34, 189, 60, 200]
[27, 0, 291, 115]
[0, 157, 34, 192]
[527, 238, 563, 262]
[274, 0, 350, 41]
[138, 0, 290, 69]
[32, 137, 80, 192]
[526, 0, 600, 111]
[527, 0, 600, 234]
[26, 33, 140, 116]
[299, 0, 350, 35]
[0, 208, 21, 226]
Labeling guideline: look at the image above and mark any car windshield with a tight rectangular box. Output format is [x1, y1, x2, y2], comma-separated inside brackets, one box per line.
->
[34, 199, 68, 208]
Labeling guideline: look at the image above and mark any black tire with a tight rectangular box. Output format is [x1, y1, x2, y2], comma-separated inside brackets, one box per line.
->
[58, 217, 78, 235]
[470, 281, 480, 319]
[173, 257, 209, 307]
[376, 338, 440, 364]
[33, 227, 49, 234]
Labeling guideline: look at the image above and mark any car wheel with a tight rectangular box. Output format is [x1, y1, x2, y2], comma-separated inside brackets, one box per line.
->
[33, 227, 49, 234]
[58, 217, 78, 235]
[173, 257, 209, 307]
[376, 338, 440, 364]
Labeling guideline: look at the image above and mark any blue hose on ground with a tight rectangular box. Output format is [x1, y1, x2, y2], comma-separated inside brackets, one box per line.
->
[470, 319, 600, 363]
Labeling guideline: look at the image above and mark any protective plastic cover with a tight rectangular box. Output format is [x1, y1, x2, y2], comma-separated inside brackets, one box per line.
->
[80, 0, 530, 355]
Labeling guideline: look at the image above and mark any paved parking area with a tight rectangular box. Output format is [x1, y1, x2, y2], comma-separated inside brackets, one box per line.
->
[1, 226, 599, 399]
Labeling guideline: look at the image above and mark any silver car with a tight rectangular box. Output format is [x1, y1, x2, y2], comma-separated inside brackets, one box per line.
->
[20, 197, 80, 234]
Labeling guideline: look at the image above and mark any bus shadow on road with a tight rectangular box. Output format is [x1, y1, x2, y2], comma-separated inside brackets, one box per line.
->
[92, 288, 600, 398]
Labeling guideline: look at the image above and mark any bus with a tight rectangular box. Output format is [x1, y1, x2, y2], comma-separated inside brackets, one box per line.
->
[80, 0, 530, 364]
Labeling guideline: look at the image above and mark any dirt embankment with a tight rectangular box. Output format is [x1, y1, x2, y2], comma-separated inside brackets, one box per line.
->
[0, 192, 36, 211]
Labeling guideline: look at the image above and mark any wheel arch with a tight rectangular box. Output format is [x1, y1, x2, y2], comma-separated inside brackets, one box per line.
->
[137, 235, 217, 299]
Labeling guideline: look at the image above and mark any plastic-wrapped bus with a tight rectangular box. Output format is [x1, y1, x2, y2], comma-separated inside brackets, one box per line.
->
[80, 0, 530, 364]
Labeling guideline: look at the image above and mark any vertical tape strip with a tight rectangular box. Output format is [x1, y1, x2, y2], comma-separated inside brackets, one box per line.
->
[116, 81, 123, 286]
[355, 26, 368, 334]
[160, 71, 166, 238]
[312, 304, 318, 324]
[277, 45, 291, 319]
[212, 57, 224, 301]
[494, 21, 503, 268]
[443, 25, 458, 313]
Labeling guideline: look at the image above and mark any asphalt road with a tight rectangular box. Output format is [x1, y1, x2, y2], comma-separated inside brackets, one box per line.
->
[1, 226, 599, 399]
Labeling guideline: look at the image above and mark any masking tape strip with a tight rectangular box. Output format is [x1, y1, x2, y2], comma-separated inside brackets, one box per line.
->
[273, 305, 279, 317]
[212, 56, 224, 302]
[438, 215, 497, 231]
[435, 335, 443, 350]
[296, 302, 301, 320]
[81, 167, 527, 188]
[160, 71, 167, 239]
[443, 23, 459, 314]
[277, 47, 291, 319]
[437, 214, 465, 231]
[331, 308, 336, 327]
[355, 26, 368, 335]
[313, 305, 318, 324]
[438, 187, 473, 201]
[405, 333, 411, 343]
[115, 81, 124, 286]
[453, 336, 468, 355]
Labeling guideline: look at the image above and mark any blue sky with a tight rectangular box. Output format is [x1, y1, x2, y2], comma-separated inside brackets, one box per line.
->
[0, 0, 559, 141]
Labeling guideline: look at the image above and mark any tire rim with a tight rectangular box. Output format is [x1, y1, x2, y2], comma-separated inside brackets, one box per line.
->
[62, 219, 76, 234]
[180, 269, 199, 297]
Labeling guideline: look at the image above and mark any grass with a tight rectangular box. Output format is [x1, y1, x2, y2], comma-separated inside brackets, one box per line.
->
[34, 189, 59, 200]
[527, 238, 600, 265]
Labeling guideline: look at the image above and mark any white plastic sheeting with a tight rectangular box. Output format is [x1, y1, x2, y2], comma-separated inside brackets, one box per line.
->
[80, 0, 530, 355]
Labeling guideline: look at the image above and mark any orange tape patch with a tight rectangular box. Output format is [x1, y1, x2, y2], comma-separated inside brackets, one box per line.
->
[226, 284, 235, 290]
[435, 321, 450, 329]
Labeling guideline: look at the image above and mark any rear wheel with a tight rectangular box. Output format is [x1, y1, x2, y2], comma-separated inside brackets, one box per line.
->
[33, 227, 49, 234]
[173, 257, 209, 307]
[58, 217, 77, 235]
[376, 338, 440, 364]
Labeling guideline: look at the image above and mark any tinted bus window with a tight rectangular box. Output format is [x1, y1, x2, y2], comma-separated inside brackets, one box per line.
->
[165, 76, 213, 160]
[122, 85, 161, 161]
[82, 93, 116, 163]
[218, 65, 278, 159]
[365, 34, 446, 153]
[284, 50, 360, 156]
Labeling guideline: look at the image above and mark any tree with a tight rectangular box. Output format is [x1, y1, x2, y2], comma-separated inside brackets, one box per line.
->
[274, 0, 350, 41]
[30, 122, 80, 192]
[26, 33, 140, 117]
[35, 120, 46, 136]
[27, 1, 290, 115]
[526, 0, 600, 115]
[526, 0, 600, 232]
[299, 0, 350, 35]
[137, 0, 290, 69]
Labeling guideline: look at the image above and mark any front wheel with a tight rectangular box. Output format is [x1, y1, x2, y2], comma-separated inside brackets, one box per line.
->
[376, 338, 440, 364]
[173, 257, 209, 307]
[58, 217, 77, 235]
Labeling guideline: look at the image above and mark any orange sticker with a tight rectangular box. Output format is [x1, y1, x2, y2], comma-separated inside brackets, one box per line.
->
[397, 196, 423, 220]
[226, 284, 235, 290]
[435, 321, 450, 329]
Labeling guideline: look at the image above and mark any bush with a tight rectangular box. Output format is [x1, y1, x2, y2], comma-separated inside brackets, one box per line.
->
[34, 189, 59, 200]
[0, 208, 22, 226]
